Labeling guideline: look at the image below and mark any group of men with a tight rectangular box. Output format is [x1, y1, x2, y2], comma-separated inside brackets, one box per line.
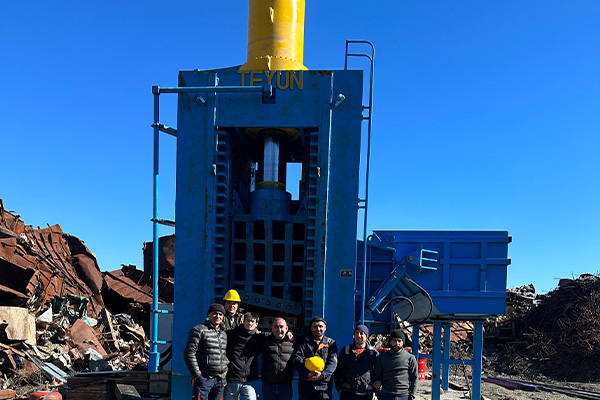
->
[184, 289, 418, 400]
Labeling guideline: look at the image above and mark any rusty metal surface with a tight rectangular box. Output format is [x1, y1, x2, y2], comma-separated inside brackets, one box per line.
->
[104, 265, 174, 304]
[0, 283, 28, 299]
[0, 199, 25, 235]
[68, 318, 108, 357]
[0, 201, 105, 313]
[104, 267, 153, 305]
[142, 234, 175, 276]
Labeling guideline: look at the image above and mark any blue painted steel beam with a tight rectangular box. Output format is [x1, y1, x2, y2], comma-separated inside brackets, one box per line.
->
[442, 323, 451, 391]
[432, 321, 442, 400]
[156, 86, 263, 94]
[412, 324, 420, 361]
[473, 321, 484, 400]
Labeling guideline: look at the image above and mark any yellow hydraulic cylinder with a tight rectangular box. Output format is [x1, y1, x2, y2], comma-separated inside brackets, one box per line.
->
[241, 0, 307, 71]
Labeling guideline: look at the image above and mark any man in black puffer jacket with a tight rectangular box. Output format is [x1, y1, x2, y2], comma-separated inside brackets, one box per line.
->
[260, 317, 296, 400]
[224, 312, 261, 400]
[184, 303, 229, 400]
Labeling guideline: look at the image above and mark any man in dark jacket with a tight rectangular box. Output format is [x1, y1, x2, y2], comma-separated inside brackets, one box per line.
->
[334, 324, 379, 399]
[224, 312, 260, 400]
[373, 330, 418, 400]
[260, 317, 296, 400]
[184, 303, 229, 400]
[294, 317, 338, 400]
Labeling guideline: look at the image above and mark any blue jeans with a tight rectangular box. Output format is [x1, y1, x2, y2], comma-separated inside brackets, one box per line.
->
[223, 381, 256, 400]
[261, 382, 292, 400]
[192, 375, 226, 400]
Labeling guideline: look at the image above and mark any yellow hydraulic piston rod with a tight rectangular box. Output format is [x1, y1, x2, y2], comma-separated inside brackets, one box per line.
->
[241, 0, 307, 70]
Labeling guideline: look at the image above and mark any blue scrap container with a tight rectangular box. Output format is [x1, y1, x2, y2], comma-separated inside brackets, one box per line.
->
[357, 230, 511, 326]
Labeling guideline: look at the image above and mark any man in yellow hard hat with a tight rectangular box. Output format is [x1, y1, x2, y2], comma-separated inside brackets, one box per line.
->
[294, 317, 338, 400]
[223, 289, 244, 331]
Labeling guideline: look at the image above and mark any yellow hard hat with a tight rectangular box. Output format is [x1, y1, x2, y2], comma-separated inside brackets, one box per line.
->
[223, 289, 241, 302]
[304, 356, 325, 372]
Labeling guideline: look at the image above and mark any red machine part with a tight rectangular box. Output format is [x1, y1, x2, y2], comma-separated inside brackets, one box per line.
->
[29, 391, 62, 400]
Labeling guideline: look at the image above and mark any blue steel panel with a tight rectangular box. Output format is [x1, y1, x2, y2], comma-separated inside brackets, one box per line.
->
[177, 69, 352, 129]
[486, 264, 508, 291]
[449, 264, 480, 291]
[322, 70, 363, 343]
[216, 70, 324, 128]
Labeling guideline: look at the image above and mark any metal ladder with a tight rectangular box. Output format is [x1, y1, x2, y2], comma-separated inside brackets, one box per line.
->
[344, 40, 376, 325]
[303, 130, 320, 325]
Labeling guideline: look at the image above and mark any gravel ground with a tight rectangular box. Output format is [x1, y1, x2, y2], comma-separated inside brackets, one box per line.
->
[409, 376, 600, 400]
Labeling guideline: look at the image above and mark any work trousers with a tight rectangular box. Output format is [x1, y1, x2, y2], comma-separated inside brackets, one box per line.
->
[298, 385, 332, 400]
[262, 382, 293, 400]
[192, 374, 226, 400]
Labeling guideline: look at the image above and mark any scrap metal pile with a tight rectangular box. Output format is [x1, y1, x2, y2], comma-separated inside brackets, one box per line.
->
[485, 275, 600, 382]
[371, 278, 600, 385]
[0, 200, 171, 398]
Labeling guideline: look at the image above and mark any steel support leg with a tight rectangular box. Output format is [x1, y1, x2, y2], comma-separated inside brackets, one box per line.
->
[442, 323, 451, 391]
[412, 324, 420, 359]
[432, 321, 442, 400]
[472, 321, 483, 400]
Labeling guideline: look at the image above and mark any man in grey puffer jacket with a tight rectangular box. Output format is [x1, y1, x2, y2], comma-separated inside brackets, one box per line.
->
[184, 303, 230, 400]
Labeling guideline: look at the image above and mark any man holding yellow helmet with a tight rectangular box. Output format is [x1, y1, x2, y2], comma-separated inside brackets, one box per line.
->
[294, 317, 338, 400]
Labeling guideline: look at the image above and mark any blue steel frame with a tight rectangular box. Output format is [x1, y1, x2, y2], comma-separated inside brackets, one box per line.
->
[410, 321, 485, 400]
[167, 67, 363, 400]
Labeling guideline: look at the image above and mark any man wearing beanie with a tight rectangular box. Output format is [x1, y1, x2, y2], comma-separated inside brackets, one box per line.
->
[373, 330, 417, 400]
[294, 317, 338, 399]
[184, 303, 229, 400]
[334, 324, 379, 399]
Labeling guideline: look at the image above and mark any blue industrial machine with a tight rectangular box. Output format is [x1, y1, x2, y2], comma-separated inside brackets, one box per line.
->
[148, 1, 510, 399]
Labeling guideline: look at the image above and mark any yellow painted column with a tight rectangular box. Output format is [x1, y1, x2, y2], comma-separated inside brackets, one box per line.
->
[241, 0, 307, 70]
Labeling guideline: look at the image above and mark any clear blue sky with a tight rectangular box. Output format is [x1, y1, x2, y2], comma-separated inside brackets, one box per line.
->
[2, 1, 599, 294]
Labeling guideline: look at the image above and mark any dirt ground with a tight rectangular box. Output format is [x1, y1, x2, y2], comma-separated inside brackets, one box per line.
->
[411, 376, 600, 400]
